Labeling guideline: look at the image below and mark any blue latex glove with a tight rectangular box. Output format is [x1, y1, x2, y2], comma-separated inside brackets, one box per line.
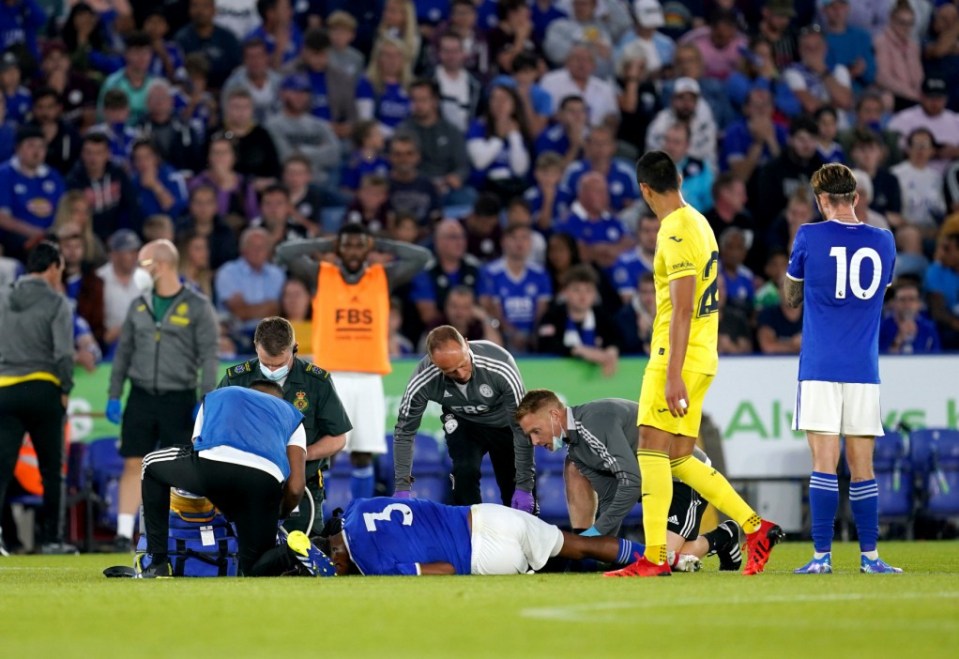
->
[511, 489, 535, 513]
[393, 490, 412, 499]
[580, 526, 601, 537]
[105, 398, 122, 425]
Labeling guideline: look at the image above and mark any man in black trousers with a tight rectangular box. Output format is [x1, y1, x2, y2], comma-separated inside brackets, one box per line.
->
[0, 242, 77, 554]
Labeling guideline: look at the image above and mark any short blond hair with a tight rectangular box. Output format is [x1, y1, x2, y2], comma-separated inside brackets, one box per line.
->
[327, 10, 357, 30]
[514, 389, 561, 422]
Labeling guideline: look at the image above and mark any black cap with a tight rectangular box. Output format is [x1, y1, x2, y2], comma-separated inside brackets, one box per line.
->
[922, 77, 947, 96]
[15, 125, 44, 146]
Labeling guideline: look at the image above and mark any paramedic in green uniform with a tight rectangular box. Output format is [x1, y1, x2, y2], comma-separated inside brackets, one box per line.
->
[219, 317, 352, 533]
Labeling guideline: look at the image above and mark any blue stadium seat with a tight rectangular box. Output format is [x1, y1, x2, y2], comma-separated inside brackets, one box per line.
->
[535, 471, 568, 526]
[925, 430, 959, 518]
[534, 446, 567, 472]
[84, 437, 124, 530]
[321, 472, 352, 521]
[908, 428, 941, 478]
[874, 431, 913, 520]
[479, 473, 503, 504]
[622, 502, 644, 528]
[408, 474, 451, 504]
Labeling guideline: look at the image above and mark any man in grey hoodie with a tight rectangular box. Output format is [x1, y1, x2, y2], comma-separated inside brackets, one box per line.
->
[0, 241, 77, 554]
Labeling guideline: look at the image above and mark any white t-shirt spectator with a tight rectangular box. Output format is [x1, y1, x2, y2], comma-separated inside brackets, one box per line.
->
[215, 0, 261, 41]
[887, 106, 959, 171]
[539, 69, 620, 127]
[96, 263, 143, 336]
[891, 160, 946, 229]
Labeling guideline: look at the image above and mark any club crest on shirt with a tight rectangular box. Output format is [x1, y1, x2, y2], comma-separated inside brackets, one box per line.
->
[443, 414, 459, 434]
[294, 391, 309, 411]
[232, 361, 250, 375]
[479, 384, 493, 398]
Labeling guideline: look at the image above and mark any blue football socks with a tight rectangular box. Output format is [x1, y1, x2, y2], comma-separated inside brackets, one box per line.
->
[350, 465, 375, 500]
[809, 471, 839, 553]
[616, 538, 644, 565]
[850, 479, 879, 553]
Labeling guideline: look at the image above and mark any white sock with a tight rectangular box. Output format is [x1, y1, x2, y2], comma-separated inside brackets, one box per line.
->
[862, 550, 879, 561]
[813, 551, 830, 560]
[117, 514, 136, 539]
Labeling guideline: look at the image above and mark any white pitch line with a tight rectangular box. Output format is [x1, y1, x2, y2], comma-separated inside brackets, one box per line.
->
[522, 591, 959, 621]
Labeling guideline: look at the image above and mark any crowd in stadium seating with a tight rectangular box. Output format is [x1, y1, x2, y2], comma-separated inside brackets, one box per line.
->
[2, 0, 959, 374]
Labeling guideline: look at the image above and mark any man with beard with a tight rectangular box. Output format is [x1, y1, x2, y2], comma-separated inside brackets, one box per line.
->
[275, 223, 430, 502]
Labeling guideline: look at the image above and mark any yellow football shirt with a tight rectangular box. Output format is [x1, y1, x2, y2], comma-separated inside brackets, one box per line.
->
[647, 204, 719, 375]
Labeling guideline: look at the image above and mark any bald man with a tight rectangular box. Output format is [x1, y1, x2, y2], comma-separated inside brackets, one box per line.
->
[106, 239, 219, 552]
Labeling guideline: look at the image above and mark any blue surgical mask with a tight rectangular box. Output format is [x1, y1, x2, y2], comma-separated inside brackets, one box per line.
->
[550, 415, 566, 452]
[260, 362, 290, 382]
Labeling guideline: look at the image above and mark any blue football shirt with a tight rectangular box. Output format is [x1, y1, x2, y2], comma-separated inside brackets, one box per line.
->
[478, 259, 553, 333]
[342, 498, 472, 576]
[786, 220, 896, 383]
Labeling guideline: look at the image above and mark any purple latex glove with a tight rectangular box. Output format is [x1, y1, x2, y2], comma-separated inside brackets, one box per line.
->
[511, 489, 534, 513]
[393, 490, 412, 499]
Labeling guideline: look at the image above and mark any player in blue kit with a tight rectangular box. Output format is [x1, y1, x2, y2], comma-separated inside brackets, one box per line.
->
[323, 497, 644, 576]
[784, 163, 902, 575]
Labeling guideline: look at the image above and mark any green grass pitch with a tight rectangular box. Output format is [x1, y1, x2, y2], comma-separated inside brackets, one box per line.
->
[2, 541, 958, 658]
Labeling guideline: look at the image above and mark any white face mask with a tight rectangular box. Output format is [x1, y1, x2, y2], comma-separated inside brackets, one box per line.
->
[132, 267, 155, 293]
[550, 414, 566, 452]
[259, 362, 290, 382]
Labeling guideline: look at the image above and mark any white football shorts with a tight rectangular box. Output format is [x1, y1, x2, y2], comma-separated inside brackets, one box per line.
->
[469, 504, 564, 575]
[330, 371, 387, 454]
[792, 380, 885, 437]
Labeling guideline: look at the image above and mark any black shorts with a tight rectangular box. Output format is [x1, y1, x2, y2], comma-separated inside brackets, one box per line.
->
[120, 387, 196, 458]
[667, 481, 706, 541]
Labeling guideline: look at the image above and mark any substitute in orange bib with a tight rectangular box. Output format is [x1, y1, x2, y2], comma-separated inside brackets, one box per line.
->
[276, 224, 431, 500]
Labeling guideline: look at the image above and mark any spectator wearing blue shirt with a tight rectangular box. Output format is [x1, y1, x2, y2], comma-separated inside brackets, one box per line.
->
[214, 226, 286, 340]
[608, 212, 658, 301]
[288, 27, 357, 139]
[821, 0, 876, 90]
[880, 279, 941, 354]
[89, 89, 141, 168]
[340, 120, 389, 193]
[143, 8, 186, 82]
[490, 51, 553, 138]
[533, 94, 587, 167]
[410, 218, 482, 328]
[525, 151, 567, 234]
[0, 126, 66, 260]
[558, 125, 638, 213]
[0, 0, 46, 62]
[355, 35, 412, 138]
[815, 106, 845, 164]
[924, 231, 959, 349]
[246, 0, 304, 68]
[720, 85, 787, 179]
[0, 54, 30, 126]
[174, 0, 243, 90]
[662, 121, 714, 213]
[719, 227, 755, 317]
[130, 139, 188, 220]
[479, 222, 552, 353]
[531, 0, 567, 45]
[556, 171, 629, 250]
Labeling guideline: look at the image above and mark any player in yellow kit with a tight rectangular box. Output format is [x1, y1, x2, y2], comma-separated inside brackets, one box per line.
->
[606, 151, 783, 578]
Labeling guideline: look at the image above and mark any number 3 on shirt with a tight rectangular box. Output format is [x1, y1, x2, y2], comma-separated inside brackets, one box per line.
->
[698, 251, 720, 317]
[829, 246, 882, 300]
[363, 503, 414, 531]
